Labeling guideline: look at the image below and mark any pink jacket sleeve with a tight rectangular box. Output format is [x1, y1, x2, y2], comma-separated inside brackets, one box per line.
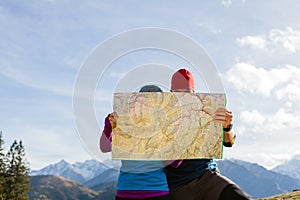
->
[99, 131, 112, 152]
[99, 116, 112, 153]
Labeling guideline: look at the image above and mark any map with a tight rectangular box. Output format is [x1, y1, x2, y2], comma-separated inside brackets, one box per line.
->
[112, 92, 225, 160]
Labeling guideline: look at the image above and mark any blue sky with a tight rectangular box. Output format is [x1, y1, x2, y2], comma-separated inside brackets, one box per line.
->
[1, 0, 300, 170]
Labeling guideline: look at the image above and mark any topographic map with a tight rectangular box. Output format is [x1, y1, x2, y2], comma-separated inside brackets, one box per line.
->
[112, 92, 225, 160]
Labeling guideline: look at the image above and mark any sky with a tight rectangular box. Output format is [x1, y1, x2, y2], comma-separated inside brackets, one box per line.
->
[0, 0, 299, 170]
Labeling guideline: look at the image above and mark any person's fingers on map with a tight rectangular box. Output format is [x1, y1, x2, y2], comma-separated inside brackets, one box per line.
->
[214, 108, 233, 127]
[108, 114, 115, 128]
[222, 108, 233, 127]
[109, 112, 118, 129]
[225, 115, 233, 127]
[112, 112, 118, 118]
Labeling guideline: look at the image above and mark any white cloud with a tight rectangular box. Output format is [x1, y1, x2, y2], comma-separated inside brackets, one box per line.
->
[236, 35, 267, 50]
[275, 80, 300, 102]
[226, 62, 275, 96]
[226, 63, 300, 98]
[239, 108, 300, 133]
[237, 27, 300, 53]
[269, 27, 300, 53]
[240, 110, 265, 125]
[265, 108, 300, 131]
[221, 0, 232, 7]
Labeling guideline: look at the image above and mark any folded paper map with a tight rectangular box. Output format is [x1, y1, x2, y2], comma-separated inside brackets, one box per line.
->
[112, 92, 225, 160]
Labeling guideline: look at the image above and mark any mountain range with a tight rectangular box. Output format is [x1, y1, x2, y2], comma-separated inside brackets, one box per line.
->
[29, 156, 300, 199]
[217, 159, 300, 198]
[272, 154, 300, 180]
[30, 159, 118, 184]
[29, 160, 119, 200]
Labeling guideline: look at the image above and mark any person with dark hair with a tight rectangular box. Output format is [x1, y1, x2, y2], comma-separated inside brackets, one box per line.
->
[100, 85, 171, 200]
[165, 69, 252, 200]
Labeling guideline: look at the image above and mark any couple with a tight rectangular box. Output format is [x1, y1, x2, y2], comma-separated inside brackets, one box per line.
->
[100, 69, 251, 200]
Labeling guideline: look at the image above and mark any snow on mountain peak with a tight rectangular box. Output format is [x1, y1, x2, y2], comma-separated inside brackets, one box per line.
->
[72, 159, 109, 180]
[30, 159, 111, 182]
[56, 160, 70, 169]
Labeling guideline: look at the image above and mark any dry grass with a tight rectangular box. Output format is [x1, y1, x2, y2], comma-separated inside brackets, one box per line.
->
[257, 190, 300, 200]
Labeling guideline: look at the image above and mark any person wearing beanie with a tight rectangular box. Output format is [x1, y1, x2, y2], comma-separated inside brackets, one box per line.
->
[165, 69, 252, 200]
[100, 85, 171, 200]
[170, 69, 195, 92]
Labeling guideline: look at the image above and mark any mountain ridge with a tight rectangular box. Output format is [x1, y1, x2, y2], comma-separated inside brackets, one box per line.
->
[272, 154, 300, 181]
[29, 175, 101, 200]
[30, 159, 112, 184]
[30, 157, 300, 199]
[217, 159, 300, 198]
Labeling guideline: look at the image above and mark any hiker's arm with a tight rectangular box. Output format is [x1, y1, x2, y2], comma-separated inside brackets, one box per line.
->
[223, 129, 236, 147]
[99, 113, 115, 153]
[100, 131, 112, 152]
[214, 108, 235, 147]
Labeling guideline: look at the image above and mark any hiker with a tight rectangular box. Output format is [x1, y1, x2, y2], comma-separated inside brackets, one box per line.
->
[100, 85, 171, 200]
[165, 69, 252, 200]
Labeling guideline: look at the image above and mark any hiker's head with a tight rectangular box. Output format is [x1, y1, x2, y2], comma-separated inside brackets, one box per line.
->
[170, 69, 194, 93]
[139, 85, 163, 92]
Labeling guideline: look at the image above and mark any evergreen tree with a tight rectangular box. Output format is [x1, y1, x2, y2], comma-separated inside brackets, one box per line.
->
[6, 140, 31, 200]
[0, 131, 6, 199]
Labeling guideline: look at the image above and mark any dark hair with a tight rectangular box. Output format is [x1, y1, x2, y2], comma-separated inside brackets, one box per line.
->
[139, 85, 162, 92]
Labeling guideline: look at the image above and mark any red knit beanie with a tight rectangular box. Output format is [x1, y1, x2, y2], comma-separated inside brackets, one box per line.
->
[171, 69, 195, 91]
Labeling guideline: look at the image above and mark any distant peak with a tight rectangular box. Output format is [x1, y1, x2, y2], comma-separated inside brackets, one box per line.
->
[57, 159, 69, 165]
[53, 160, 71, 169]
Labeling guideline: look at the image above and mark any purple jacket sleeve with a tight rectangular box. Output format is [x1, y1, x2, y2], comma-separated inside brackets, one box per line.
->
[99, 116, 112, 153]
